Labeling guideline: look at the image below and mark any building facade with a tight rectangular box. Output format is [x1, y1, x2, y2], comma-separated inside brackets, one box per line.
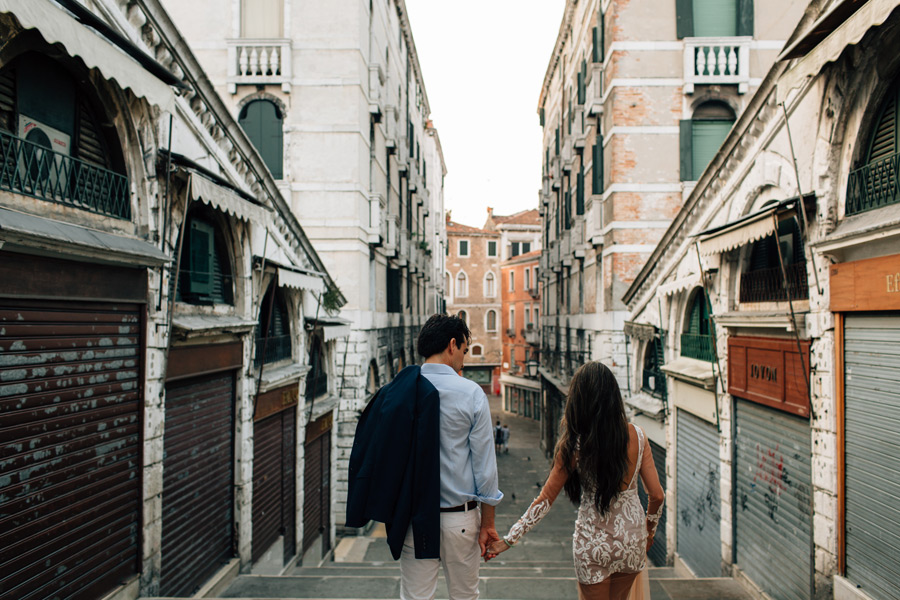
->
[499, 249, 542, 420]
[0, 0, 347, 598]
[623, 2, 900, 599]
[536, 0, 806, 457]
[161, 0, 447, 537]
[445, 213, 501, 394]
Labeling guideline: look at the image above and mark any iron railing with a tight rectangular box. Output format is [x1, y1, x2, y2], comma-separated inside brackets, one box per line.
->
[740, 262, 809, 303]
[642, 368, 667, 399]
[0, 129, 130, 219]
[846, 151, 900, 215]
[305, 366, 328, 400]
[680, 333, 716, 362]
[254, 334, 292, 366]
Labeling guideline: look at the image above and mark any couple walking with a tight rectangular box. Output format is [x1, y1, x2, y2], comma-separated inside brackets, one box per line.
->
[494, 421, 510, 454]
[347, 314, 664, 600]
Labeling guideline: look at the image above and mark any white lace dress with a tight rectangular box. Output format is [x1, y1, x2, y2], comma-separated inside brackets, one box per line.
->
[503, 425, 664, 585]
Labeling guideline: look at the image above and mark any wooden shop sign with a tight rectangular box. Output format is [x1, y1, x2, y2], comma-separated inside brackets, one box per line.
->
[830, 253, 900, 312]
[728, 336, 810, 417]
[254, 383, 300, 422]
[306, 411, 333, 444]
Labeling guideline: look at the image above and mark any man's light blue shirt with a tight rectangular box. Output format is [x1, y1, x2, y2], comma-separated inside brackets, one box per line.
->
[419, 363, 504, 508]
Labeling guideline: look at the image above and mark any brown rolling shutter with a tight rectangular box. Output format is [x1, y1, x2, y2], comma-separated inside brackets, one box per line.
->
[0, 299, 142, 600]
[160, 372, 235, 597]
[253, 412, 284, 563]
[303, 413, 331, 555]
[282, 406, 297, 563]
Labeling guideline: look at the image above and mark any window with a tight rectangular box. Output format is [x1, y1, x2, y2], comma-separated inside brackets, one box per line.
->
[239, 99, 284, 179]
[486, 309, 497, 331]
[487, 240, 497, 257]
[524, 268, 531, 290]
[525, 306, 531, 326]
[255, 283, 291, 365]
[642, 337, 667, 397]
[178, 211, 234, 305]
[522, 242, 531, 254]
[510, 242, 520, 257]
[847, 81, 900, 215]
[681, 289, 715, 362]
[509, 271, 515, 292]
[471, 344, 483, 356]
[740, 215, 808, 302]
[457, 310, 467, 324]
[444, 272, 451, 298]
[534, 307, 539, 324]
[456, 271, 468, 297]
[484, 272, 496, 297]
[676, 0, 752, 38]
[241, 0, 284, 37]
[680, 101, 735, 181]
[592, 137, 604, 194]
[387, 267, 401, 313]
[458, 240, 469, 256]
[509, 307, 515, 332]
[306, 335, 328, 400]
[367, 360, 380, 396]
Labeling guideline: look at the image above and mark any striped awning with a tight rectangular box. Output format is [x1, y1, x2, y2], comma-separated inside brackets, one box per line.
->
[190, 172, 271, 225]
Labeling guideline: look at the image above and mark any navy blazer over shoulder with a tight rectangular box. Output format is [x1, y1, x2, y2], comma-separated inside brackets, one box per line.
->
[345, 365, 441, 559]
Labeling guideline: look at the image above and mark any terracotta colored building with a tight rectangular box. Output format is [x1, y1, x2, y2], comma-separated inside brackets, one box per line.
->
[500, 250, 542, 420]
[445, 213, 501, 394]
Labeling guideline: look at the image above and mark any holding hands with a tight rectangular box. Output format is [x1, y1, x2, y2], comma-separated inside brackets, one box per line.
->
[484, 538, 510, 561]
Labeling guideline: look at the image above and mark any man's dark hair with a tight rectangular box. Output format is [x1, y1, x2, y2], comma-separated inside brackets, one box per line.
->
[417, 314, 470, 358]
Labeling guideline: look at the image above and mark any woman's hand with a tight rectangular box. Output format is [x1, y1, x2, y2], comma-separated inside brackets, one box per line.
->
[484, 539, 510, 561]
[646, 532, 655, 551]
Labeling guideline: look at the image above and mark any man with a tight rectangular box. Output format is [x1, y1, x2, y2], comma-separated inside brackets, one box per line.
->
[406, 314, 503, 600]
[494, 419, 502, 453]
[500, 424, 510, 454]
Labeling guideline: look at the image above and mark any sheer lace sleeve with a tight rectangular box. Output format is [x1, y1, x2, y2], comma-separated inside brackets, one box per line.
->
[638, 434, 665, 535]
[504, 454, 569, 546]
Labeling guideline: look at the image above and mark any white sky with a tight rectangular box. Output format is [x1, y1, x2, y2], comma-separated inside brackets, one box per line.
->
[404, 1, 563, 229]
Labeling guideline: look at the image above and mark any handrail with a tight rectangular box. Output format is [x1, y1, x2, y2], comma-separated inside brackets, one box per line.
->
[846, 150, 900, 215]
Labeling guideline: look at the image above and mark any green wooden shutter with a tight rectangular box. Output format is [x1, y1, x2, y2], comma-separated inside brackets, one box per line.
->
[592, 138, 604, 194]
[540, 107, 545, 126]
[867, 88, 898, 163]
[239, 100, 283, 179]
[189, 220, 214, 296]
[691, 120, 732, 180]
[577, 71, 584, 106]
[600, 10, 606, 62]
[555, 127, 560, 155]
[680, 120, 693, 181]
[737, 0, 754, 36]
[576, 164, 585, 215]
[676, 0, 694, 38]
[693, 0, 737, 37]
[592, 27, 601, 63]
[564, 189, 571, 229]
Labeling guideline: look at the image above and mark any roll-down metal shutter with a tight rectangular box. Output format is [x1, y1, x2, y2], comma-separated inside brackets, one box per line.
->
[844, 313, 900, 600]
[303, 428, 331, 554]
[735, 398, 812, 600]
[0, 300, 142, 600]
[252, 406, 297, 565]
[638, 440, 668, 566]
[676, 408, 721, 577]
[160, 372, 235, 597]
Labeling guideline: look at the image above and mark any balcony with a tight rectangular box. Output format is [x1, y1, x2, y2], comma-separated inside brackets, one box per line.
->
[255, 334, 292, 367]
[642, 368, 667, 399]
[227, 39, 292, 94]
[366, 194, 384, 246]
[587, 64, 603, 116]
[523, 326, 540, 345]
[846, 151, 900, 215]
[680, 333, 716, 362]
[0, 130, 130, 219]
[683, 37, 750, 95]
[573, 106, 586, 149]
[506, 328, 517, 339]
[369, 62, 385, 119]
[740, 262, 809, 303]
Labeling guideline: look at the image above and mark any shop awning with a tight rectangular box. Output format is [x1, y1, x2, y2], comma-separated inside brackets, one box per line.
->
[657, 274, 700, 297]
[694, 196, 810, 257]
[778, 0, 900, 100]
[306, 315, 352, 342]
[0, 0, 178, 111]
[278, 267, 325, 293]
[190, 172, 271, 225]
[624, 320, 657, 341]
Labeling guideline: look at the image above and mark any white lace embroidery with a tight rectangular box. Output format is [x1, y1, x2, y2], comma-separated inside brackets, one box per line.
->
[504, 497, 550, 546]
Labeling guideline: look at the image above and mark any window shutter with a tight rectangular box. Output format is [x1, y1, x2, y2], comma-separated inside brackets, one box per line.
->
[555, 126, 560, 155]
[737, 0, 754, 36]
[691, 120, 733, 180]
[577, 71, 584, 105]
[239, 101, 283, 179]
[693, 0, 737, 37]
[189, 220, 215, 296]
[676, 0, 694, 38]
[867, 88, 897, 163]
[564, 189, 571, 229]
[599, 10, 606, 62]
[576, 163, 585, 215]
[592, 137, 604, 194]
[540, 107, 545, 126]
[592, 27, 601, 63]
[76, 99, 110, 168]
[0, 68, 14, 133]
[680, 120, 693, 181]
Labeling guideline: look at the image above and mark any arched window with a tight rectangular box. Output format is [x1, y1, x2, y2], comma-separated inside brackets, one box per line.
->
[740, 215, 808, 302]
[484, 272, 496, 297]
[456, 271, 468, 297]
[178, 208, 235, 305]
[239, 99, 283, 179]
[682, 101, 735, 181]
[306, 335, 328, 400]
[457, 310, 467, 324]
[444, 272, 451, 299]
[486, 309, 497, 332]
[471, 344, 483, 356]
[681, 289, 714, 362]
[366, 360, 380, 396]
[847, 82, 900, 214]
[255, 283, 291, 365]
[642, 338, 666, 397]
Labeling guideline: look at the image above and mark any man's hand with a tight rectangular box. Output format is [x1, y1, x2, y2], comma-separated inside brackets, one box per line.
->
[479, 525, 499, 556]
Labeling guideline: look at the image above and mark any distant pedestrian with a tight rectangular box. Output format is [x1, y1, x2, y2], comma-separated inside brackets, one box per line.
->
[494, 420, 502, 453]
[501, 424, 510, 454]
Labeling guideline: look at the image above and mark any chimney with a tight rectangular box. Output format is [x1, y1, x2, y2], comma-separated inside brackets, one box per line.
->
[487, 207, 493, 219]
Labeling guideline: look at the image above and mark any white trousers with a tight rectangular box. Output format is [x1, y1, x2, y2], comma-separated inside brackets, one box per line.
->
[399, 509, 481, 600]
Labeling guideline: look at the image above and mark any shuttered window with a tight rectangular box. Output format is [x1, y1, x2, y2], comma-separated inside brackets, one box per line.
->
[178, 214, 234, 305]
[306, 336, 328, 401]
[592, 136, 604, 194]
[867, 88, 897, 163]
[847, 83, 900, 215]
[256, 284, 291, 365]
[239, 99, 283, 179]
[691, 121, 733, 180]
[678, 0, 752, 38]
[576, 163, 585, 215]
[682, 289, 715, 362]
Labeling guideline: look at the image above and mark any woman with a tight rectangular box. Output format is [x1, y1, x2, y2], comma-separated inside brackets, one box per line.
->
[486, 362, 664, 600]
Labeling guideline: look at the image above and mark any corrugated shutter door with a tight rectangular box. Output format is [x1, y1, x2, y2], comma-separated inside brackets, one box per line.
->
[282, 407, 297, 564]
[253, 413, 283, 563]
[303, 434, 323, 553]
[734, 399, 813, 600]
[160, 372, 235, 597]
[0, 300, 142, 600]
[676, 408, 721, 577]
[638, 440, 668, 566]
[844, 314, 900, 600]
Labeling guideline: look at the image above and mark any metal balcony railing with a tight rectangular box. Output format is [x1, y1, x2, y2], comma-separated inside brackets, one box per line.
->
[642, 368, 667, 399]
[680, 333, 716, 363]
[846, 151, 900, 215]
[0, 129, 130, 219]
[255, 334, 292, 366]
[227, 39, 292, 92]
[683, 37, 750, 94]
[306, 366, 328, 400]
[740, 262, 809, 303]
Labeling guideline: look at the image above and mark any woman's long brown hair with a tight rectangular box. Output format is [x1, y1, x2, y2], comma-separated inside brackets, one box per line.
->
[555, 361, 629, 515]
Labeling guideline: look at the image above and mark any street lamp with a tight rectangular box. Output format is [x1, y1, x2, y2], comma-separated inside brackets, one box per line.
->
[526, 358, 539, 378]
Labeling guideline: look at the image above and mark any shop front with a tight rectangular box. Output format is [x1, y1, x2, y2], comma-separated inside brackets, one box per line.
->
[303, 411, 333, 560]
[728, 336, 813, 600]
